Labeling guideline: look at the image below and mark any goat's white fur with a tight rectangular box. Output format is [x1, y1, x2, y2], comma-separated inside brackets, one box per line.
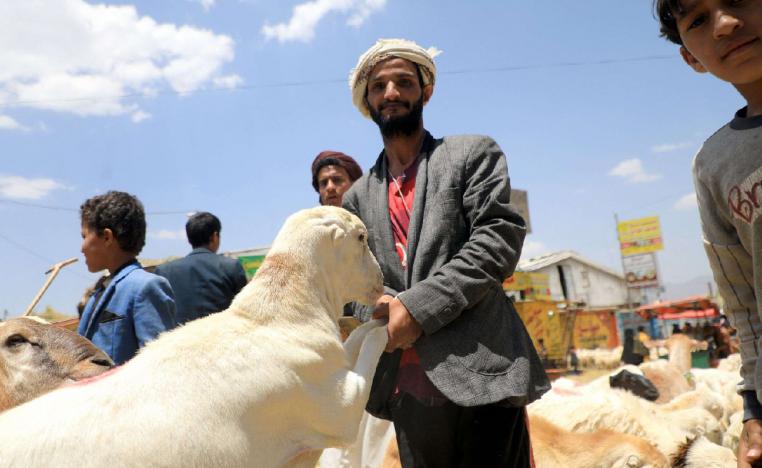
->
[0, 206, 387, 468]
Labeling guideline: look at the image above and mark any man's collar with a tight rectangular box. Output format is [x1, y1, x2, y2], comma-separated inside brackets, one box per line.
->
[189, 247, 215, 255]
[382, 130, 434, 171]
[104, 259, 141, 286]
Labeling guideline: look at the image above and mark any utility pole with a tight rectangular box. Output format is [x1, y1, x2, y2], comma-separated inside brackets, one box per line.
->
[614, 213, 633, 312]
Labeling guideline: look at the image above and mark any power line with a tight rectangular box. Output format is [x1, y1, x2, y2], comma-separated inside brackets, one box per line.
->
[0, 231, 89, 280]
[616, 190, 692, 215]
[0, 198, 76, 212]
[0, 198, 191, 215]
[443, 55, 676, 75]
[0, 54, 678, 109]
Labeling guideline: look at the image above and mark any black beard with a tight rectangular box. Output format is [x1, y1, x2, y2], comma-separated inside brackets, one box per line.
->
[369, 95, 424, 139]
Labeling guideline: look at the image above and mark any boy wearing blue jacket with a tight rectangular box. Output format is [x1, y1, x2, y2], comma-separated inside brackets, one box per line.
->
[78, 191, 176, 365]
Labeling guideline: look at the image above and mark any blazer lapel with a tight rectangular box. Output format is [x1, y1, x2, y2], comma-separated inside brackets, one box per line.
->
[83, 281, 115, 338]
[404, 133, 433, 286]
[83, 262, 139, 337]
[371, 155, 405, 292]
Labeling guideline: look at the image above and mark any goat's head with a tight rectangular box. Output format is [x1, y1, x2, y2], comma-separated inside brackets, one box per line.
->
[0, 318, 113, 411]
[271, 206, 384, 308]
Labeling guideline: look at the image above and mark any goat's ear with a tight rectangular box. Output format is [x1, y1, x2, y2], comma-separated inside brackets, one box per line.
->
[331, 225, 347, 245]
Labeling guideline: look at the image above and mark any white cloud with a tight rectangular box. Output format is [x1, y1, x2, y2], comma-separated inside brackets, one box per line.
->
[347, 0, 385, 27]
[193, 0, 216, 11]
[0, 115, 28, 131]
[213, 74, 244, 89]
[0, 0, 239, 122]
[131, 110, 151, 123]
[520, 239, 549, 261]
[651, 142, 693, 153]
[609, 158, 662, 183]
[149, 229, 186, 240]
[262, 0, 386, 43]
[0, 175, 66, 200]
[674, 192, 698, 210]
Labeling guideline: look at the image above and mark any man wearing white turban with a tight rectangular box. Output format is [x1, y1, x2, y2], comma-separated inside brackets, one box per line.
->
[343, 38, 549, 467]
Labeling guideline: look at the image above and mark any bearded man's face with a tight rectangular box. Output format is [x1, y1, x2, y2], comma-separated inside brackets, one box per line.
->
[365, 57, 427, 138]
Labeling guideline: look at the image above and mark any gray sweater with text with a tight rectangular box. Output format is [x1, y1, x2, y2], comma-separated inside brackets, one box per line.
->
[694, 107, 762, 420]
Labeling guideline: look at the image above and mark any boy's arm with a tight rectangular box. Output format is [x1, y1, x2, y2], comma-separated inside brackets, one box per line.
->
[133, 276, 177, 348]
[695, 168, 762, 421]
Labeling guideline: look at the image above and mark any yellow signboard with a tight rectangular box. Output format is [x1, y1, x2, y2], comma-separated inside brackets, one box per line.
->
[515, 301, 566, 361]
[573, 310, 619, 349]
[503, 272, 551, 301]
[617, 216, 663, 257]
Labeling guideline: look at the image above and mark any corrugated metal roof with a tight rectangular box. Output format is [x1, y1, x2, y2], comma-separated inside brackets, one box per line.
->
[224, 246, 271, 258]
[518, 250, 624, 280]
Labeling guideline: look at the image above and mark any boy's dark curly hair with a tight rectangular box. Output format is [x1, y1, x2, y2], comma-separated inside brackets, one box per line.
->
[654, 0, 685, 45]
[80, 191, 146, 255]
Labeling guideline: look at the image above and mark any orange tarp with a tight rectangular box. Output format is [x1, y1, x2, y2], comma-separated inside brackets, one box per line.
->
[636, 295, 718, 320]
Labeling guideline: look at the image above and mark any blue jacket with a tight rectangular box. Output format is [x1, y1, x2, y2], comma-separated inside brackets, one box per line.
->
[154, 248, 247, 325]
[78, 261, 177, 365]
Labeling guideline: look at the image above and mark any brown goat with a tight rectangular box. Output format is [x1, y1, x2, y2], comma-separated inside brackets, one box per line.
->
[0, 317, 113, 411]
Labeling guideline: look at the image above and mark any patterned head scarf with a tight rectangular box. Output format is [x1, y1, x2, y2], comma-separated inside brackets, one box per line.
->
[349, 38, 441, 118]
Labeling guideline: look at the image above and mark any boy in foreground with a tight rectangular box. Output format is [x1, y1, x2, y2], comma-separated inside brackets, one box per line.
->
[78, 191, 176, 365]
[655, 1, 762, 466]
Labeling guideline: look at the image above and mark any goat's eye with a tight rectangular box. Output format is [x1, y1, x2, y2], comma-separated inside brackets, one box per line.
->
[358, 233, 366, 242]
[5, 334, 27, 348]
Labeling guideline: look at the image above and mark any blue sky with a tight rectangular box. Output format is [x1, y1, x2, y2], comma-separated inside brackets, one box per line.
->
[0, 0, 744, 317]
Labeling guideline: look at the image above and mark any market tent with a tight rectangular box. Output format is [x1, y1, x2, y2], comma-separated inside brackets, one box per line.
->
[659, 309, 717, 321]
[636, 295, 718, 320]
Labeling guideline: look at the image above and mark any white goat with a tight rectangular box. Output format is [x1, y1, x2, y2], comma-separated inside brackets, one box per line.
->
[0, 206, 387, 468]
[528, 387, 721, 457]
[671, 436, 736, 467]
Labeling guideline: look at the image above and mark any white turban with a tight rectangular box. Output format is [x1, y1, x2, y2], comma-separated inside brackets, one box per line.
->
[349, 38, 442, 118]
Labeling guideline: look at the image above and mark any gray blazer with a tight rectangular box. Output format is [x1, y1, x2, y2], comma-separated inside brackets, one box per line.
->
[344, 132, 549, 414]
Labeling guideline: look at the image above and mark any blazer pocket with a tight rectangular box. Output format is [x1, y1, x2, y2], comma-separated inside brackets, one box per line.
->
[451, 289, 516, 376]
[99, 309, 124, 324]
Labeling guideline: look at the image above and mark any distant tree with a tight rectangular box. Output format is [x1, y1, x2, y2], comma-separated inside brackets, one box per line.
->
[37, 306, 75, 323]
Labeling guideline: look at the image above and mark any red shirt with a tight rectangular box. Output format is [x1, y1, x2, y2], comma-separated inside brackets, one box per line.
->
[387, 157, 446, 404]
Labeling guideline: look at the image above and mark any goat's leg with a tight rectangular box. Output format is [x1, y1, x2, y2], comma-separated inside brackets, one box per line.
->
[343, 319, 385, 369]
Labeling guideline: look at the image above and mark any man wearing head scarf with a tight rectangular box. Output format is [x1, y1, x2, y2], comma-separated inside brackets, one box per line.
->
[343, 38, 549, 467]
[311, 151, 363, 206]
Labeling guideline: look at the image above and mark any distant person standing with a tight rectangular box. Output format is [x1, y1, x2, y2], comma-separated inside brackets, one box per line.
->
[155, 212, 247, 325]
[78, 191, 176, 365]
[621, 329, 646, 366]
[311, 152, 363, 318]
[311, 151, 363, 206]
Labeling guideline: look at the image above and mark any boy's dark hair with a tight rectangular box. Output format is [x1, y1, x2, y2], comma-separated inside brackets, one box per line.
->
[654, 0, 685, 45]
[186, 212, 221, 248]
[80, 191, 146, 255]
